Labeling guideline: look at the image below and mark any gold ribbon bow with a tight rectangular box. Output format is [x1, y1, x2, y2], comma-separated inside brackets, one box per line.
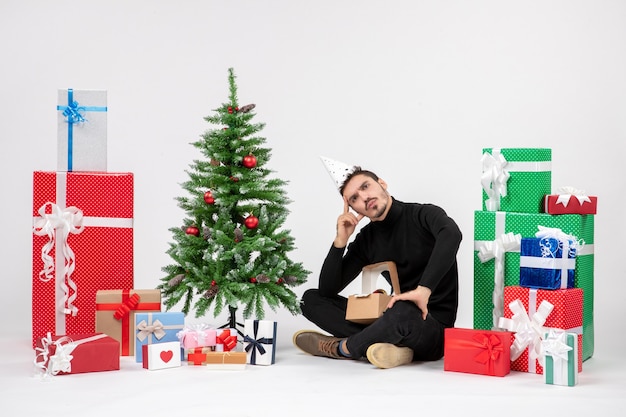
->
[136, 319, 166, 342]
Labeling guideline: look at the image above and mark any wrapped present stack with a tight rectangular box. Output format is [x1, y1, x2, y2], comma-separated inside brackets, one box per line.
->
[94, 289, 162, 357]
[31, 88, 279, 376]
[31, 88, 137, 375]
[180, 319, 279, 368]
[472, 148, 596, 383]
[183, 327, 246, 369]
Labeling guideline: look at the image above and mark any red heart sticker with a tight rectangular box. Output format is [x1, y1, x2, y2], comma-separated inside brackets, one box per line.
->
[160, 350, 174, 363]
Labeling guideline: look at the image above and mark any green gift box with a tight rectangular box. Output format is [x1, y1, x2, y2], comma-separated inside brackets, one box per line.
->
[543, 330, 579, 386]
[473, 210, 594, 360]
[481, 148, 552, 213]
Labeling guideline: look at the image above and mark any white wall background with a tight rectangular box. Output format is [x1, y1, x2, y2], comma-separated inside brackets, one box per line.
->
[1, 0, 624, 355]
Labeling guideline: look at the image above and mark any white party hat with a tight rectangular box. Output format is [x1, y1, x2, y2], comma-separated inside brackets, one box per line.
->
[320, 156, 356, 191]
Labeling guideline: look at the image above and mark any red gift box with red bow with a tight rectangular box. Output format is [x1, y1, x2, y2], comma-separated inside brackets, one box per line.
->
[95, 289, 161, 356]
[444, 328, 513, 377]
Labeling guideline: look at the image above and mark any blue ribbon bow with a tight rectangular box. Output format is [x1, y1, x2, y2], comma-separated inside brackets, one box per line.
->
[60, 99, 87, 124]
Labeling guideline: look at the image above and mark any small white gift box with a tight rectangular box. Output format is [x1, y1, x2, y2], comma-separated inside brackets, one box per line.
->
[57, 88, 107, 172]
[142, 341, 181, 370]
[243, 319, 277, 365]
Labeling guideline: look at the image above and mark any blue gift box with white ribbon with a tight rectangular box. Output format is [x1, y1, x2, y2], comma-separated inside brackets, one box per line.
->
[134, 312, 185, 362]
[57, 88, 107, 172]
[519, 236, 576, 290]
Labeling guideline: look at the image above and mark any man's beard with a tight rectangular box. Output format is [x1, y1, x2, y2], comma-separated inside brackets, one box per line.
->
[368, 200, 387, 220]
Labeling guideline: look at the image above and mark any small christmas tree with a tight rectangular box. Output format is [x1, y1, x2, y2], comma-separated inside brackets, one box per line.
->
[158, 68, 310, 325]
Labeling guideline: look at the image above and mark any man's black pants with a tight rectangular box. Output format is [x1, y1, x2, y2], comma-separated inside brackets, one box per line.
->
[300, 288, 445, 361]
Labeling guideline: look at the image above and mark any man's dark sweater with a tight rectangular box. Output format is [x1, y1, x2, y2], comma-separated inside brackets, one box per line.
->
[319, 198, 462, 328]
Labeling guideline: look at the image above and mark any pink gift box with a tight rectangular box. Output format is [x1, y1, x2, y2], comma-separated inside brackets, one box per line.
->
[177, 325, 217, 349]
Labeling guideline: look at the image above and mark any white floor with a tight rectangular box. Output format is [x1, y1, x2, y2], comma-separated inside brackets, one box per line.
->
[2, 320, 624, 416]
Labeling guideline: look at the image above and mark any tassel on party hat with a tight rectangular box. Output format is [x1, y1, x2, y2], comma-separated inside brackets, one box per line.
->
[320, 156, 357, 191]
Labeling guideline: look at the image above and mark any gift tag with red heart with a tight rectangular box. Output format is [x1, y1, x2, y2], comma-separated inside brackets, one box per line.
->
[142, 341, 181, 370]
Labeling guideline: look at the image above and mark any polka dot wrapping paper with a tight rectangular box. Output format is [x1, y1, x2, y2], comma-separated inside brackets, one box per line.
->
[481, 148, 552, 214]
[32, 171, 134, 348]
[502, 286, 583, 375]
[473, 210, 595, 361]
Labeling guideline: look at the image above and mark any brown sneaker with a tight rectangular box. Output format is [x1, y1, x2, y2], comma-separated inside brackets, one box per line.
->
[292, 330, 345, 359]
[366, 343, 414, 369]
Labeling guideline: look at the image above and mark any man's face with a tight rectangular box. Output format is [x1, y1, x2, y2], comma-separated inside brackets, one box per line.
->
[342, 174, 391, 221]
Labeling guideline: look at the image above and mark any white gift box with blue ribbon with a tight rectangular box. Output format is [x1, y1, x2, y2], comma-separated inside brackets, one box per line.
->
[243, 319, 277, 365]
[57, 88, 107, 172]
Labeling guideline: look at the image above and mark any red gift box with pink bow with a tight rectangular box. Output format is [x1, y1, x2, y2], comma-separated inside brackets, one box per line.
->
[444, 328, 513, 377]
